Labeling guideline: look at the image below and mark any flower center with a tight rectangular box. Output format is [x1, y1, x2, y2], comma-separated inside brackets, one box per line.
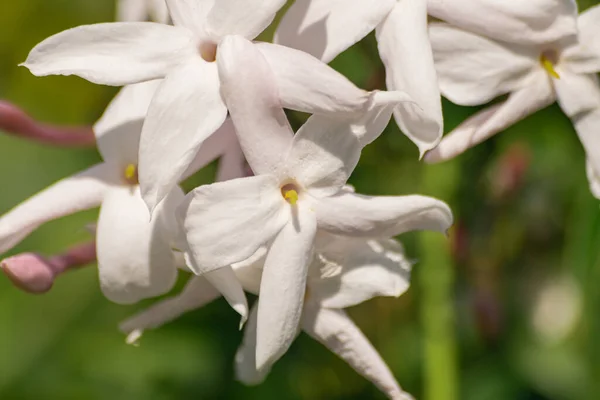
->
[199, 42, 217, 62]
[281, 183, 300, 205]
[123, 163, 139, 185]
[540, 50, 560, 79]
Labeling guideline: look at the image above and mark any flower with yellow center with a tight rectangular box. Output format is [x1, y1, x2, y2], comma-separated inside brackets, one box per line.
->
[425, 5, 600, 200]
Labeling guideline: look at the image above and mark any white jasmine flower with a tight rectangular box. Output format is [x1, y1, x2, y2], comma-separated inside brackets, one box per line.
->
[23, 0, 374, 211]
[425, 5, 600, 199]
[117, 0, 169, 23]
[179, 36, 453, 370]
[120, 236, 415, 400]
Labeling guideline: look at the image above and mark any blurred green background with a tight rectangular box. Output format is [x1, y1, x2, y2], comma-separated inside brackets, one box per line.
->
[1, 1, 600, 399]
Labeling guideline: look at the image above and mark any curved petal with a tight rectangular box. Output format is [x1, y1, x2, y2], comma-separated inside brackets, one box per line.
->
[256, 205, 317, 369]
[206, 0, 286, 40]
[97, 186, 178, 304]
[284, 115, 362, 198]
[587, 160, 600, 199]
[429, 23, 539, 106]
[0, 163, 114, 255]
[427, 0, 578, 46]
[217, 36, 294, 175]
[255, 42, 369, 115]
[572, 108, 600, 192]
[302, 307, 412, 400]
[139, 59, 227, 212]
[180, 175, 288, 274]
[235, 304, 274, 385]
[165, 0, 214, 37]
[376, 0, 442, 156]
[119, 276, 221, 340]
[202, 266, 248, 326]
[425, 72, 555, 163]
[315, 190, 453, 238]
[554, 71, 600, 118]
[562, 5, 600, 74]
[274, 0, 395, 63]
[94, 80, 162, 166]
[311, 238, 411, 309]
[23, 23, 194, 86]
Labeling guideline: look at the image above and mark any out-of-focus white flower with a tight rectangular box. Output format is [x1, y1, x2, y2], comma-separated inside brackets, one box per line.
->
[425, 5, 600, 199]
[179, 36, 453, 370]
[117, 0, 170, 23]
[121, 236, 414, 400]
[22, 0, 377, 212]
[0, 81, 245, 304]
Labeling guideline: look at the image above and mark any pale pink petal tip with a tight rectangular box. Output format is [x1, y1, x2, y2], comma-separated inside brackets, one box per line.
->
[0, 101, 95, 147]
[1, 253, 56, 294]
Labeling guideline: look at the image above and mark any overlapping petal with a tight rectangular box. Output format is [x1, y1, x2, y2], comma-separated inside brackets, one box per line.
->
[202, 266, 248, 325]
[235, 305, 272, 385]
[23, 23, 194, 85]
[561, 5, 600, 74]
[554, 70, 600, 118]
[275, 0, 395, 63]
[138, 58, 227, 212]
[376, 0, 443, 156]
[256, 204, 317, 369]
[206, 0, 286, 40]
[165, 0, 212, 37]
[180, 175, 289, 274]
[315, 189, 453, 238]
[429, 23, 539, 106]
[0, 164, 115, 254]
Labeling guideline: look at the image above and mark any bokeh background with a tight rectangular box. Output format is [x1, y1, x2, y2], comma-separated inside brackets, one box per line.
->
[1, 1, 600, 399]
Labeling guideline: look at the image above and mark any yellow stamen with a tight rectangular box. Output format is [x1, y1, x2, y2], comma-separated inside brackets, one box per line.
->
[540, 55, 560, 79]
[283, 189, 298, 205]
[124, 163, 138, 185]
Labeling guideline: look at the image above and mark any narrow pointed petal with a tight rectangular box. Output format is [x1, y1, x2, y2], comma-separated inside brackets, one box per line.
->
[587, 160, 600, 199]
[207, 0, 286, 40]
[429, 23, 539, 106]
[139, 59, 227, 212]
[203, 266, 248, 325]
[94, 80, 162, 166]
[0, 101, 95, 147]
[572, 108, 600, 196]
[217, 36, 294, 175]
[166, 0, 213, 37]
[180, 175, 288, 274]
[376, 0, 442, 156]
[554, 71, 600, 119]
[562, 5, 600, 74]
[23, 23, 194, 85]
[425, 73, 555, 163]
[0, 163, 114, 254]
[312, 238, 411, 309]
[255, 42, 369, 115]
[284, 115, 362, 198]
[256, 207, 317, 369]
[97, 186, 179, 304]
[119, 276, 221, 337]
[275, 0, 395, 63]
[235, 304, 273, 385]
[315, 190, 453, 238]
[427, 0, 578, 46]
[302, 307, 412, 400]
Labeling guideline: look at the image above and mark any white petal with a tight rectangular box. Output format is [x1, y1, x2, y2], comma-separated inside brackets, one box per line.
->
[256, 206, 317, 369]
[274, 0, 395, 63]
[206, 0, 286, 40]
[429, 23, 539, 106]
[235, 304, 273, 385]
[572, 108, 600, 195]
[255, 42, 369, 115]
[427, 0, 578, 46]
[562, 5, 600, 74]
[217, 36, 294, 175]
[554, 71, 600, 119]
[311, 238, 411, 309]
[302, 307, 412, 400]
[23, 23, 194, 85]
[0, 163, 114, 255]
[94, 80, 162, 166]
[315, 189, 453, 238]
[97, 186, 179, 304]
[284, 115, 362, 197]
[150, 0, 171, 24]
[376, 1, 442, 156]
[139, 59, 227, 212]
[165, 0, 212, 37]
[203, 266, 248, 325]
[119, 276, 221, 337]
[181, 175, 288, 274]
[587, 160, 600, 199]
[425, 72, 555, 163]
[116, 0, 149, 22]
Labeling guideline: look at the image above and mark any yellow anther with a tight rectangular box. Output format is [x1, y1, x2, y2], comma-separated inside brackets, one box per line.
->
[124, 163, 138, 185]
[284, 189, 299, 205]
[540, 55, 560, 79]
